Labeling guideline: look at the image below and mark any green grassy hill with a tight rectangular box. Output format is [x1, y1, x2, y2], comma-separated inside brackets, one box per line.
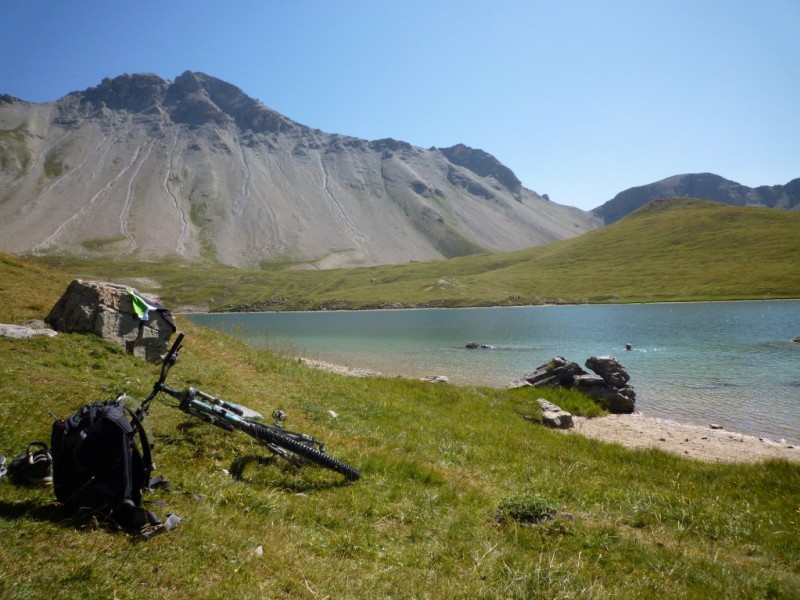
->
[29, 199, 800, 311]
[1, 254, 799, 598]
[0, 253, 70, 321]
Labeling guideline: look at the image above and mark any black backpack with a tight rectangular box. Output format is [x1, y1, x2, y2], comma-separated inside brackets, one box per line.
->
[50, 398, 159, 531]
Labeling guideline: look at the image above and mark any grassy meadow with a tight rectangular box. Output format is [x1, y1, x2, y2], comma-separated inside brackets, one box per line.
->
[28, 199, 800, 312]
[1, 210, 800, 598]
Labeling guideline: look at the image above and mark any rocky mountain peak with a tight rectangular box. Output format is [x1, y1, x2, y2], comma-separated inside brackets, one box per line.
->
[171, 70, 205, 95]
[439, 144, 522, 194]
[79, 73, 170, 113]
[72, 71, 298, 133]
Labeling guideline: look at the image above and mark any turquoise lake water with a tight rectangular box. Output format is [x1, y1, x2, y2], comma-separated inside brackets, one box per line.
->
[188, 301, 800, 444]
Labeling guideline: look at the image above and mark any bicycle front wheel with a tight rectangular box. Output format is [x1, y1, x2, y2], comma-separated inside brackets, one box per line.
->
[250, 423, 360, 481]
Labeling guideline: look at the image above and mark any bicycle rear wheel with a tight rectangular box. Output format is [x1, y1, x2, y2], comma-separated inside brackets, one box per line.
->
[249, 422, 360, 481]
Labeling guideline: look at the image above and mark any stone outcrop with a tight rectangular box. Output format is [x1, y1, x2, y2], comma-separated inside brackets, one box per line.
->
[512, 355, 636, 414]
[0, 322, 57, 339]
[439, 144, 523, 198]
[45, 280, 175, 362]
[584, 356, 630, 388]
[513, 356, 584, 388]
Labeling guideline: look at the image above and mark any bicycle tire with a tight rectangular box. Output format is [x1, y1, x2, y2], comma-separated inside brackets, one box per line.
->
[249, 422, 360, 481]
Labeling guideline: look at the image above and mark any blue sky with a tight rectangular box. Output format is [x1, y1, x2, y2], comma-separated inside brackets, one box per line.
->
[2, 0, 798, 211]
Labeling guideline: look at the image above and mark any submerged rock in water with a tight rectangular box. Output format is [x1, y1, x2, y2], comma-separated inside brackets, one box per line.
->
[465, 342, 494, 349]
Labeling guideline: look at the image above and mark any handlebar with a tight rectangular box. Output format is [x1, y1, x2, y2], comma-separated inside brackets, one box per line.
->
[160, 332, 185, 382]
[140, 332, 245, 419]
[140, 331, 185, 411]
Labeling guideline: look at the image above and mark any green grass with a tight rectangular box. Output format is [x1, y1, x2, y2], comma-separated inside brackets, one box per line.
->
[43, 152, 67, 178]
[81, 235, 129, 252]
[0, 253, 70, 322]
[26, 199, 800, 311]
[1, 256, 799, 598]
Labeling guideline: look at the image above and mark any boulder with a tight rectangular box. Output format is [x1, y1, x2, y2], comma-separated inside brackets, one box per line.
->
[518, 356, 586, 388]
[572, 373, 606, 387]
[585, 356, 630, 387]
[45, 280, 175, 362]
[536, 398, 574, 429]
[573, 383, 636, 413]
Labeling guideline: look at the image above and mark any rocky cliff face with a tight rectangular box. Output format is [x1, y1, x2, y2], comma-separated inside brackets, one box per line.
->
[592, 173, 800, 225]
[0, 71, 600, 268]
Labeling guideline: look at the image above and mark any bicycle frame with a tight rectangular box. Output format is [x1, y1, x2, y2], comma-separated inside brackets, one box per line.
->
[135, 332, 359, 480]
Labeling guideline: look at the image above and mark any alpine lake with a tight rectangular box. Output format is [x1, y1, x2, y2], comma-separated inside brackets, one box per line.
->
[188, 300, 800, 445]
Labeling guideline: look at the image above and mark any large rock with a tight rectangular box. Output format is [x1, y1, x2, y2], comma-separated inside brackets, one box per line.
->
[573, 382, 637, 413]
[572, 374, 606, 387]
[585, 356, 630, 387]
[512, 355, 636, 414]
[516, 356, 586, 388]
[45, 280, 175, 362]
[536, 398, 574, 429]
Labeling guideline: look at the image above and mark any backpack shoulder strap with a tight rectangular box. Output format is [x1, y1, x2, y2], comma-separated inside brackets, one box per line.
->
[120, 402, 154, 482]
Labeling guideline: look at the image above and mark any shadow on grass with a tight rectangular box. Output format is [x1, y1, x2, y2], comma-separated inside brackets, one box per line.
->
[229, 454, 357, 492]
[0, 499, 140, 535]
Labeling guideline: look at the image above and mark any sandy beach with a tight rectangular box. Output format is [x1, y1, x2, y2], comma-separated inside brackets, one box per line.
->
[299, 357, 384, 378]
[566, 413, 799, 464]
[299, 357, 799, 464]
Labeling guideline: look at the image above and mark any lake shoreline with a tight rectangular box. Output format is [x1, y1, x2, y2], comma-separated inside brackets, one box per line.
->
[298, 356, 800, 464]
[177, 296, 800, 316]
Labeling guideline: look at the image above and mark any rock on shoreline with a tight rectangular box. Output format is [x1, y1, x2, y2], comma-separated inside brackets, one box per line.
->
[512, 355, 636, 413]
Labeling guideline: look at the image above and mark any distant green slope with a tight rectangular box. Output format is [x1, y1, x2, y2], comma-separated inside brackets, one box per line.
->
[0, 253, 69, 321]
[482, 198, 800, 303]
[25, 199, 800, 310]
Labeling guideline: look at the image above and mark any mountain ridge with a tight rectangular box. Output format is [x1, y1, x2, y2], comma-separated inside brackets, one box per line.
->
[0, 71, 599, 268]
[592, 172, 800, 224]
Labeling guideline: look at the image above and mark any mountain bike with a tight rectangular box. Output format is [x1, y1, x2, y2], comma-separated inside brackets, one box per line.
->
[134, 332, 360, 481]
